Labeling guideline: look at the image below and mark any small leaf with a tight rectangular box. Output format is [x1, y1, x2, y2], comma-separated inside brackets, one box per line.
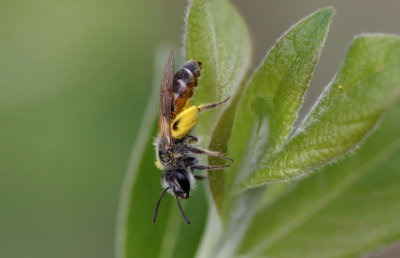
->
[185, 0, 252, 214]
[115, 50, 207, 258]
[226, 8, 334, 189]
[238, 100, 400, 257]
[243, 35, 400, 188]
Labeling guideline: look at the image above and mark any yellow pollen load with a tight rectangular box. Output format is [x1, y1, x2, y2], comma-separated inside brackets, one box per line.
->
[171, 106, 200, 139]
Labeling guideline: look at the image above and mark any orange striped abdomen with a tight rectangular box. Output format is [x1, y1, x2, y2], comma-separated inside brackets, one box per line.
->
[172, 61, 202, 118]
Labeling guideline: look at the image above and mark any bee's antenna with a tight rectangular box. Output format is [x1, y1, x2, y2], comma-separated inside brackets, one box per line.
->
[153, 187, 171, 224]
[175, 195, 190, 224]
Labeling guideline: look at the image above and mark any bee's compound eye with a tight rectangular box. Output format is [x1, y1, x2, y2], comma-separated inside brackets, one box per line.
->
[175, 170, 190, 196]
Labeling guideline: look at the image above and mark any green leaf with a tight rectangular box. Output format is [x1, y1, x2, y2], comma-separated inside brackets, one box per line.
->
[265, 8, 335, 155]
[226, 7, 334, 190]
[185, 0, 251, 137]
[243, 35, 400, 188]
[185, 0, 252, 213]
[115, 50, 207, 258]
[238, 99, 400, 258]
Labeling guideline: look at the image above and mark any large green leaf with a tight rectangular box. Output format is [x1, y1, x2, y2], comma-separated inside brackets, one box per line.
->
[238, 99, 400, 258]
[243, 35, 400, 188]
[185, 0, 252, 213]
[115, 50, 207, 258]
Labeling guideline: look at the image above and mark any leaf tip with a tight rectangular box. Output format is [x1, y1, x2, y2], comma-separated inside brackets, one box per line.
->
[310, 6, 336, 25]
[318, 6, 336, 16]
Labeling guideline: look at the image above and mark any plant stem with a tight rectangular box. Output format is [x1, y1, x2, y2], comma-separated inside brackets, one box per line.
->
[196, 188, 266, 258]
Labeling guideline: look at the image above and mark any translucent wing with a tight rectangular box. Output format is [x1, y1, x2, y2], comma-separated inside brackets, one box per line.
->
[158, 51, 174, 147]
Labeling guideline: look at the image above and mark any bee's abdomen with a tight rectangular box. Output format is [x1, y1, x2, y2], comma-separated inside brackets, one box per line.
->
[172, 61, 202, 117]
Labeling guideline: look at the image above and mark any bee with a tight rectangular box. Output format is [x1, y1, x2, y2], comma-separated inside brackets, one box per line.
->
[152, 52, 233, 224]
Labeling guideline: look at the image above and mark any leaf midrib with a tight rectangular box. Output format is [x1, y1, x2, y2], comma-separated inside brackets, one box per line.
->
[246, 135, 400, 256]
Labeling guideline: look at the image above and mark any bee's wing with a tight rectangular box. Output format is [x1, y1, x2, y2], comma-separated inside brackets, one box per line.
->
[158, 51, 174, 147]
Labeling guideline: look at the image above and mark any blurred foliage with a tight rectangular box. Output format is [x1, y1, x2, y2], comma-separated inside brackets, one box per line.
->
[0, 0, 185, 257]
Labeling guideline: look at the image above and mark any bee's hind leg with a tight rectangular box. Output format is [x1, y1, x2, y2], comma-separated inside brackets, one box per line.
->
[186, 146, 233, 162]
[198, 97, 230, 112]
[192, 164, 230, 171]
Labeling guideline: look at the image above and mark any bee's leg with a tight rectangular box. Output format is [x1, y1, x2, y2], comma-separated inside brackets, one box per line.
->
[192, 164, 230, 171]
[198, 97, 230, 112]
[186, 146, 233, 162]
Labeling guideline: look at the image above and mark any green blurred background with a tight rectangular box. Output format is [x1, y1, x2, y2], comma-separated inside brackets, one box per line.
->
[1, 0, 400, 257]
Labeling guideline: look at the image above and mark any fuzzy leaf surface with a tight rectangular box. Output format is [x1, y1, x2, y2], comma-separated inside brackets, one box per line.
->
[244, 35, 400, 188]
[227, 8, 334, 189]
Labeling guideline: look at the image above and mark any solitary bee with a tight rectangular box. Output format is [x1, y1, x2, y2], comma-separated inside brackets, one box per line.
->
[153, 52, 232, 224]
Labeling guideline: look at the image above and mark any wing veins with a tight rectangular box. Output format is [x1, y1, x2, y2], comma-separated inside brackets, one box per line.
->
[158, 51, 174, 148]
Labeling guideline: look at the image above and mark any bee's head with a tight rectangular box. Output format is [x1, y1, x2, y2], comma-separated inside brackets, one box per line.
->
[153, 169, 194, 224]
[163, 169, 193, 198]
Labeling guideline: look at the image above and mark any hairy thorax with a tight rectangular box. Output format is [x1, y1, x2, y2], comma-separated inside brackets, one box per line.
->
[155, 135, 197, 171]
